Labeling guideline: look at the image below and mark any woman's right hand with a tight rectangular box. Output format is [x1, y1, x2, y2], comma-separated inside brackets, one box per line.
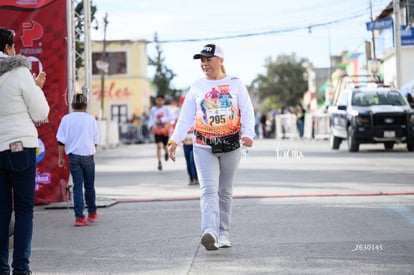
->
[34, 71, 46, 88]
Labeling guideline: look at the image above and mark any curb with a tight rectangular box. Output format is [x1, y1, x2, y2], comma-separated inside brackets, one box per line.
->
[115, 190, 414, 203]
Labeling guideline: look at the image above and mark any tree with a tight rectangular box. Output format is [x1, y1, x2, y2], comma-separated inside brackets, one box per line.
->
[148, 33, 181, 102]
[251, 53, 308, 111]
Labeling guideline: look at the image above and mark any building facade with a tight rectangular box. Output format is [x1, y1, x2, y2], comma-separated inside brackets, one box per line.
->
[373, 0, 414, 91]
[90, 39, 152, 122]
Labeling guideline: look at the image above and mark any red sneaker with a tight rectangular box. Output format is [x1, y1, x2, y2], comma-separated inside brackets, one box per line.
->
[87, 212, 98, 222]
[75, 217, 88, 226]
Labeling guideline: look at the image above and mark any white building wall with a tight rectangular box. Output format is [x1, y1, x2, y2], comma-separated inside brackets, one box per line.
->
[382, 53, 396, 87]
[400, 46, 414, 86]
[381, 46, 414, 89]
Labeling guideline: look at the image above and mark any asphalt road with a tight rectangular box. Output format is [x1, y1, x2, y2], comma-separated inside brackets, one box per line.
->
[28, 138, 414, 275]
[93, 138, 413, 201]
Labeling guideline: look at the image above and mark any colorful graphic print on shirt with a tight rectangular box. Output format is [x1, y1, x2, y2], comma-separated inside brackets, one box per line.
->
[153, 112, 170, 136]
[196, 85, 240, 144]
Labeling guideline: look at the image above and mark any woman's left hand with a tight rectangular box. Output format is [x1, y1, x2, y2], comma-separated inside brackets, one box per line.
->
[241, 137, 253, 147]
[168, 143, 177, 161]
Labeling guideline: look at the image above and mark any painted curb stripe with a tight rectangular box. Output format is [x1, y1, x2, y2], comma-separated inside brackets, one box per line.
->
[115, 191, 414, 203]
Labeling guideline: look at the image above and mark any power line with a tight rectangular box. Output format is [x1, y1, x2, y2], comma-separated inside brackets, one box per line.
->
[156, 11, 367, 44]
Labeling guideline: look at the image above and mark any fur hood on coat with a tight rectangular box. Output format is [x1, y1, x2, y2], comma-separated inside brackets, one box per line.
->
[0, 52, 30, 77]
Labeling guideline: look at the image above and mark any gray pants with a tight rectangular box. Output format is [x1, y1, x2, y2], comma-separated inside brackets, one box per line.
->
[193, 146, 241, 237]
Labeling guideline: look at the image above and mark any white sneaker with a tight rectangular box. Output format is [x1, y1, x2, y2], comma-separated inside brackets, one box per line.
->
[201, 232, 219, 251]
[218, 235, 232, 248]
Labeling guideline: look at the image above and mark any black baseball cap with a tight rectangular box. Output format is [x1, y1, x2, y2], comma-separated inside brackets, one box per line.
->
[193, 44, 224, 59]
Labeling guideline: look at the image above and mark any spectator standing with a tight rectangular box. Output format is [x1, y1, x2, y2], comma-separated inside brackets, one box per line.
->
[0, 27, 49, 275]
[279, 106, 287, 139]
[56, 94, 100, 227]
[254, 109, 260, 138]
[260, 112, 267, 138]
[296, 104, 306, 138]
[268, 111, 276, 139]
[140, 112, 150, 143]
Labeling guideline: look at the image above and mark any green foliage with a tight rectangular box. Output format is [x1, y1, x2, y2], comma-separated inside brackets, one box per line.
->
[148, 33, 181, 103]
[251, 53, 308, 111]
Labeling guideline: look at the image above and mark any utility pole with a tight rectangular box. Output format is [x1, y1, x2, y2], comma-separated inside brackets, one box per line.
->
[394, 0, 402, 87]
[308, 25, 332, 83]
[100, 12, 108, 119]
[325, 24, 333, 84]
[369, 0, 376, 60]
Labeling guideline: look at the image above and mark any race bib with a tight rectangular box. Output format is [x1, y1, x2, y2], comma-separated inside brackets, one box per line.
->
[206, 108, 232, 126]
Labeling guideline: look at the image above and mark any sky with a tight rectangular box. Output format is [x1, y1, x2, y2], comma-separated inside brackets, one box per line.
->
[90, 0, 392, 89]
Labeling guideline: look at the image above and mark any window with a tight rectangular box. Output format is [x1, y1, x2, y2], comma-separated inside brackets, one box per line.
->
[111, 104, 128, 123]
[407, 0, 414, 25]
[92, 51, 127, 75]
[352, 91, 406, 106]
[377, 91, 406, 106]
[352, 92, 367, 106]
[337, 91, 349, 107]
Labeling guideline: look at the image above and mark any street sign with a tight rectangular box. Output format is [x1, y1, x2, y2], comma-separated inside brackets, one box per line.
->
[96, 60, 109, 73]
[401, 25, 414, 46]
[366, 17, 393, 31]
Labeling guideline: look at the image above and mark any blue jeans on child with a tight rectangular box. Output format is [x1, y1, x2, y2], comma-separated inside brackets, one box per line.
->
[183, 144, 197, 180]
[0, 148, 36, 275]
[297, 119, 304, 138]
[68, 154, 97, 218]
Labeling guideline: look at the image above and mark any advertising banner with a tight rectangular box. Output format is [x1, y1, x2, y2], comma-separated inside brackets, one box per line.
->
[0, 0, 69, 204]
[401, 25, 414, 46]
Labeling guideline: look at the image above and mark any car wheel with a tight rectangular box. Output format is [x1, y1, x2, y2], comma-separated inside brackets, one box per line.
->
[384, 142, 394, 150]
[329, 133, 341, 150]
[347, 126, 359, 152]
[407, 143, 414, 152]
